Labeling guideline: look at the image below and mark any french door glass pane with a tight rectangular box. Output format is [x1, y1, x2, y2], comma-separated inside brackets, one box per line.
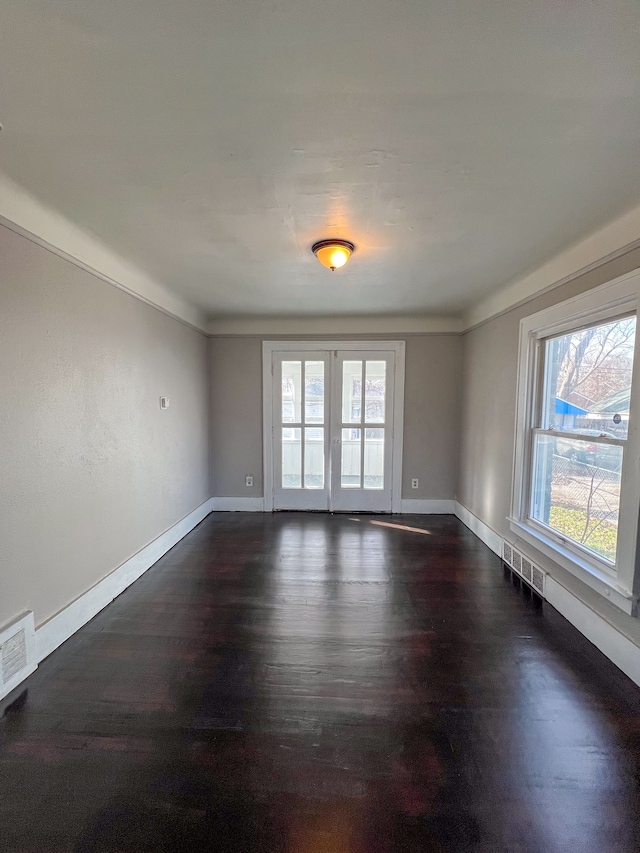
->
[364, 428, 384, 489]
[304, 427, 324, 488]
[342, 361, 363, 423]
[531, 433, 622, 563]
[282, 361, 302, 423]
[282, 428, 301, 488]
[365, 361, 386, 423]
[305, 361, 325, 424]
[341, 428, 361, 488]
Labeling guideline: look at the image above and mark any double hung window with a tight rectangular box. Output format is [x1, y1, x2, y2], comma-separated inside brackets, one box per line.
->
[511, 272, 640, 613]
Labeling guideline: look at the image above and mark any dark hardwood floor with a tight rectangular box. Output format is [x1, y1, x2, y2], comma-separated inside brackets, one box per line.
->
[2, 512, 640, 852]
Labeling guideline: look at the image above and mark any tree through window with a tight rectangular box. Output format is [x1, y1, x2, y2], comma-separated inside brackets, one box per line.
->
[531, 316, 636, 562]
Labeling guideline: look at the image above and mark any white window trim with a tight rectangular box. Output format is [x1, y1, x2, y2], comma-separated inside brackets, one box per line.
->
[510, 268, 640, 615]
[262, 341, 406, 513]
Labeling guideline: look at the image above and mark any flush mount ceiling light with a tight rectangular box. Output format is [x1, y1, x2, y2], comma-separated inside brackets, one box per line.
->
[312, 239, 355, 271]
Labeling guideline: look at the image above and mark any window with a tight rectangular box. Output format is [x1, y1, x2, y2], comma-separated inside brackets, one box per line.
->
[511, 271, 640, 614]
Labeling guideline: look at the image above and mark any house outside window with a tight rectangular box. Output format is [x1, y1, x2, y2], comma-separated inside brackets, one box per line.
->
[511, 270, 640, 614]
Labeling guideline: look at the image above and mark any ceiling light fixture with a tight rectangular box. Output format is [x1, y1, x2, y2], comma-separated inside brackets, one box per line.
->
[312, 239, 355, 271]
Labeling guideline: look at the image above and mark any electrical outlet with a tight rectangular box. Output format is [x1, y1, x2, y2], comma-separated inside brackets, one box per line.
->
[245, 475, 253, 488]
[411, 478, 419, 489]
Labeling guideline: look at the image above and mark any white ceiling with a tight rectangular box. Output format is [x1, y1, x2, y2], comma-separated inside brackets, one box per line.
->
[1, 0, 640, 321]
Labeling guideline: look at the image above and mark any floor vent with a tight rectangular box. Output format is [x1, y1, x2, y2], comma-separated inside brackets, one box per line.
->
[502, 541, 545, 598]
[0, 613, 36, 701]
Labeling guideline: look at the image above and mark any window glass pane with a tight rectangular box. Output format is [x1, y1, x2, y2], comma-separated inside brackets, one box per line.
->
[364, 428, 384, 489]
[304, 427, 324, 488]
[282, 361, 302, 423]
[365, 361, 386, 423]
[342, 361, 363, 423]
[305, 361, 324, 424]
[282, 427, 301, 488]
[341, 428, 361, 488]
[531, 434, 622, 563]
[542, 316, 636, 439]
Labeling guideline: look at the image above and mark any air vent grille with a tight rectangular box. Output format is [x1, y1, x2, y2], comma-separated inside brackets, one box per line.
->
[0, 613, 36, 700]
[1, 629, 27, 683]
[532, 567, 544, 594]
[502, 541, 545, 598]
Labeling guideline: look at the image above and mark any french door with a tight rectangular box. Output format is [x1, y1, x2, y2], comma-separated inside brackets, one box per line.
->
[274, 350, 331, 511]
[265, 342, 404, 512]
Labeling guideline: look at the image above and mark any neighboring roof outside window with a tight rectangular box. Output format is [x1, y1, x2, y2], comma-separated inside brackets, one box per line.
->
[591, 386, 632, 414]
[555, 398, 588, 417]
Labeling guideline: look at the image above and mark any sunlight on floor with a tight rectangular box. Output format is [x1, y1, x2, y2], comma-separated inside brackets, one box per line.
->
[349, 518, 432, 535]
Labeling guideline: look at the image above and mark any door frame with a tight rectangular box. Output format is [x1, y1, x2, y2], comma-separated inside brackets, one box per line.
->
[262, 340, 405, 513]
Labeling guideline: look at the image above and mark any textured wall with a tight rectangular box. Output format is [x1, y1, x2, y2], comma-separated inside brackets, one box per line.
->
[0, 225, 211, 629]
[209, 334, 461, 500]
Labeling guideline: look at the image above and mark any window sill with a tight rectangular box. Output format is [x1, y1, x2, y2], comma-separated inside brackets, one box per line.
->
[508, 518, 637, 615]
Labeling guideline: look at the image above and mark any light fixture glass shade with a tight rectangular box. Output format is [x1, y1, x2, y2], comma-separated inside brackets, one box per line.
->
[312, 240, 355, 271]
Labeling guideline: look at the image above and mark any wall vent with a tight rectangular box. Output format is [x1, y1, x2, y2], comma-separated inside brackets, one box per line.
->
[501, 540, 545, 598]
[0, 613, 36, 701]
[532, 567, 545, 594]
[1, 629, 27, 683]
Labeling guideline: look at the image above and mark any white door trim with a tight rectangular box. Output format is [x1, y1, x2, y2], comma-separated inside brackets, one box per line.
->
[262, 341, 405, 513]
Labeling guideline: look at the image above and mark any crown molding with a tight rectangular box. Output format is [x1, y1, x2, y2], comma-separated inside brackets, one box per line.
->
[0, 173, 208, 334]
[463, 203, 640, 331]
[5, 171, 638, 339]
[206, 314, 463, 336]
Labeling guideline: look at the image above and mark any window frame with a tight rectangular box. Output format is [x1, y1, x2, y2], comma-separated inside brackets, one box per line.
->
[510, 269, 640, 615]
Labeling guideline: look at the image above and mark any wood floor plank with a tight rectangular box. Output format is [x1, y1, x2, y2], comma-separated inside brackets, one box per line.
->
[2, 512, 640, 852]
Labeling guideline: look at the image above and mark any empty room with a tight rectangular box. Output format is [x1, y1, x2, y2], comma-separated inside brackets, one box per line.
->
[2, 1, 640, 850]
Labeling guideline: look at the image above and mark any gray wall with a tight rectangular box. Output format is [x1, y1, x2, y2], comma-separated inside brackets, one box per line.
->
[209, 334, 461, 500]
[209, 337, 264, 498]
[458, 245, 640, 642]
[0, 225, 211, 630]
[402, 335, 461, 499]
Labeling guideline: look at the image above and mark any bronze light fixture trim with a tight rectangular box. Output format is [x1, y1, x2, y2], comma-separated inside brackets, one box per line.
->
[312, 239, 356, 271]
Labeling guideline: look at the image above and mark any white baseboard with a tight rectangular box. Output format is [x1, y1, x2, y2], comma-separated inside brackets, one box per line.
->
[400, 499, 455, 514]
[454, 501, 502, 556]
[212, 498, 456, 514]
[35, 497, 215, 664]
[214, 498, 453, 514]
[545, 576, 640, 688]
[211, 497, 265, 511]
